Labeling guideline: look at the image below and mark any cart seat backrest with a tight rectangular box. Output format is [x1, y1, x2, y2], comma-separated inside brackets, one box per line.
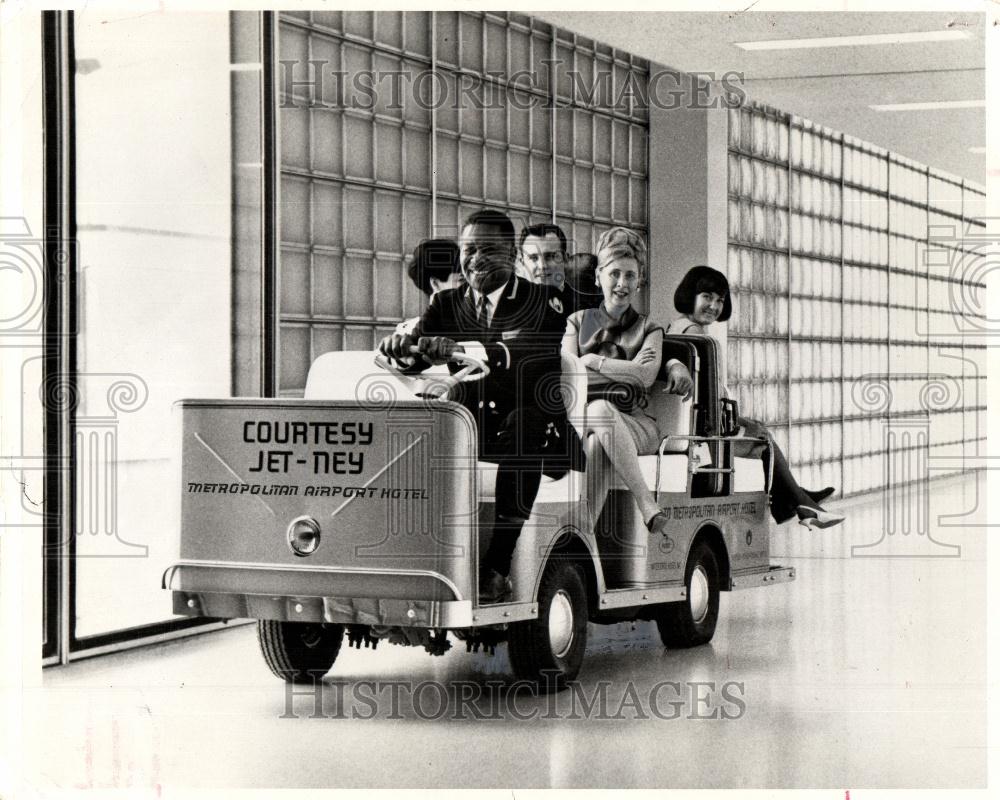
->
[644, 385, 691, 453]
[643, 334, 701, 453]
[663, 333, 720, 438]
[304, 350, 450, 400]
[306, 351, 380, 399]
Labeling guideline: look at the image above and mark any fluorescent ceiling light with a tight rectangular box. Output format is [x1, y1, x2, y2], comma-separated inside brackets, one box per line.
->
[735, 30, 970, 51]
[968, 147, 986, 154]
[870, 99, 985, 111]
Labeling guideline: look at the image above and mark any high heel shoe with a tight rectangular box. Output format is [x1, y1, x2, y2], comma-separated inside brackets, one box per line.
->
[646, 511, 676, 555]
[804, 486, 835, 505]
[796, 505, 845, 530]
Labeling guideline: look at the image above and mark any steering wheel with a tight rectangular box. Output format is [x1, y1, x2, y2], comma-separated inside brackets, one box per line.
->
[374, 344, 490, 398]
[447, 350, 491, 383]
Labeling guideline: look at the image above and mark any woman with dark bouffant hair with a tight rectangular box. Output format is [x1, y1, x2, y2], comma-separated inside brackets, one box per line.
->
[394, 238, 464, 336]
[668, 265, 844, 530]
[563, 227, 694, 537]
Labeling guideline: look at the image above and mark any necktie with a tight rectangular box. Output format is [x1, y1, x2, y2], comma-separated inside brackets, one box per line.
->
[477, 295, 490, 335]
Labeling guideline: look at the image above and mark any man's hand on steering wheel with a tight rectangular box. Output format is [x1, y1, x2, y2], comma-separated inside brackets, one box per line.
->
[374, 335, 488, 390]
[378, 332, 417, 364]
[416, 336, 464, 365]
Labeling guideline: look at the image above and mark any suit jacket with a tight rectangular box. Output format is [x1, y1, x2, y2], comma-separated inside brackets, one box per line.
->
[545, 284, 577, 319]
[409, 274, 568, 419]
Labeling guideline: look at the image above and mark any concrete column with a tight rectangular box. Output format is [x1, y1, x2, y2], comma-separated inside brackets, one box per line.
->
[646, 65, 729, 375]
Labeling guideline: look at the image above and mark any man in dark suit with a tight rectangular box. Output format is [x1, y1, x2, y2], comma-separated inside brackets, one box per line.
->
[379, 209, 584, 603]
[518, 222, 578, 318]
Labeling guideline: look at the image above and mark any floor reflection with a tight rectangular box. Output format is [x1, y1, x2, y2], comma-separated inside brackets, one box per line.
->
[39, 473, 986, 789]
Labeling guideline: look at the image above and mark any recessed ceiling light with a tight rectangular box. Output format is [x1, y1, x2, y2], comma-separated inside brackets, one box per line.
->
[734, 30, 970, 51]
[870, 100, 985, 111]
[968, 147, 986, 154]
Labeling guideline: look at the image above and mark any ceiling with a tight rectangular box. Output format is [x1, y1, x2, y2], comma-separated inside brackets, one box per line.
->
[538, 11, 985, 186]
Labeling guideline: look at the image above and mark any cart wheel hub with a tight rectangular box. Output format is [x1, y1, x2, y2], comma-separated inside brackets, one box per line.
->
[548, 590, 575, 658]
[690, 565, 710, 623]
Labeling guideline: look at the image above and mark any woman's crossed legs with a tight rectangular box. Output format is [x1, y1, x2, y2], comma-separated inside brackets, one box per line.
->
[585, 399, 662, 527]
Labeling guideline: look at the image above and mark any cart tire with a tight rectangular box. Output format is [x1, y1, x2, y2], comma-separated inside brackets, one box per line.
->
[257, 620, 345, 683]
[507, 560, 588, 693]
[656, 541, 720, 648]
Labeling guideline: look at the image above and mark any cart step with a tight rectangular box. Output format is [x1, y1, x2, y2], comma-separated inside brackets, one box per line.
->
[728, 564, 795, 590]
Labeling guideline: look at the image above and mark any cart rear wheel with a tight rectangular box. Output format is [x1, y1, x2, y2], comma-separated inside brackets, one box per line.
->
[507, 560, 588, 692]
[656, 541, 720, 648]
[257, 620, 344, 683]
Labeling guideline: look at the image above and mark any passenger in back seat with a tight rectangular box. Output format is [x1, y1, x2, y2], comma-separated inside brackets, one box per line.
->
[562, 227, 694, 538]
[394, 239, 465, 336]
[667, 265, 844, 530]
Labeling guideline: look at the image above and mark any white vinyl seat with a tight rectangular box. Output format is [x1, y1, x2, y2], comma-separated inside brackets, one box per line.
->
[601, 382, 765, 495]
[733, 456, 766, 492]
[597, 380, 693, 494]
[644, 384, 691, 454]
[304, 350, 452, 400]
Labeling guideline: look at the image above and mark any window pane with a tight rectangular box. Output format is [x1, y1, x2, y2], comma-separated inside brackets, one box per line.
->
[73, 11, 238, 637]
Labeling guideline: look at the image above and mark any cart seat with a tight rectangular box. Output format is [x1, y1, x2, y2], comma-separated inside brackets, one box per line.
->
[601, 378, 695, 494]
[644, 382, 692, 454]
[610, 366, 764, 494]
[305, 350, 451, 400]
[627, 387, 765, 493]
[632, 452, 765, 493]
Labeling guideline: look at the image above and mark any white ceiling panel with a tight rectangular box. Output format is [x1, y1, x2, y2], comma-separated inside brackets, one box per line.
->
[539, 11, 985, 184]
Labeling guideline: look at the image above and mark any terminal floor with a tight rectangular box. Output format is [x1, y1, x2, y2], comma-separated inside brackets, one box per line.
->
[33, 473, 986, 790]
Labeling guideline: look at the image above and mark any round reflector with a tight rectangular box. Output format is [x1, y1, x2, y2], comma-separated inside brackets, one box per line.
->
[286, 516, 321, 557]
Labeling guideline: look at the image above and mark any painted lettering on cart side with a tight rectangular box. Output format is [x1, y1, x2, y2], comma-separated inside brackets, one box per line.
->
[242, 420, 374, 446]
[240, 419, 375, 476]
[247, 449, 364, 474]
[669, 501, 758, 520]
[185, 483, 429, 499]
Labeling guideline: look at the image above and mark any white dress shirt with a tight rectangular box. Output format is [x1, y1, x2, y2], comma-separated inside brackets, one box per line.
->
[461, 282, 512, 369]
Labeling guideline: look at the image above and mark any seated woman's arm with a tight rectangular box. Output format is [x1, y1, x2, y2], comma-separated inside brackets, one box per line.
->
[584, 331, 662, 389]
[561, 313, 581, 357]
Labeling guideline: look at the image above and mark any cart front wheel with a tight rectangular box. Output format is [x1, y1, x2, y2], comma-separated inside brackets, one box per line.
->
[656, 541, 720, 648]
[257, 620, 345, 683]
[507, 560, 589, 692]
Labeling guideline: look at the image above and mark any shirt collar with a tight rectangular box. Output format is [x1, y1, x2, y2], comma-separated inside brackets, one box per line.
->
[469, 279, 509, 309]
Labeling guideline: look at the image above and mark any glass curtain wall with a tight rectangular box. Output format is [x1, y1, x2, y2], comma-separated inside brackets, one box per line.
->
[276, 11, 650, 395]
[726, 100, 986, 499]
[60, 10, 264, 651]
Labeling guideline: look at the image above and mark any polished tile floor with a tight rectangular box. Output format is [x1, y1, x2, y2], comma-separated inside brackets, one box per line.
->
[34, 473, 986, 790]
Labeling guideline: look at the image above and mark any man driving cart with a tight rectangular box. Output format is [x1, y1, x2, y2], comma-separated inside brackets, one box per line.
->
[379, 209, 586, 604]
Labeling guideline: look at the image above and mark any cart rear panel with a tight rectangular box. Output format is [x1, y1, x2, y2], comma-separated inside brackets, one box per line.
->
[176, 399, 478, 603]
